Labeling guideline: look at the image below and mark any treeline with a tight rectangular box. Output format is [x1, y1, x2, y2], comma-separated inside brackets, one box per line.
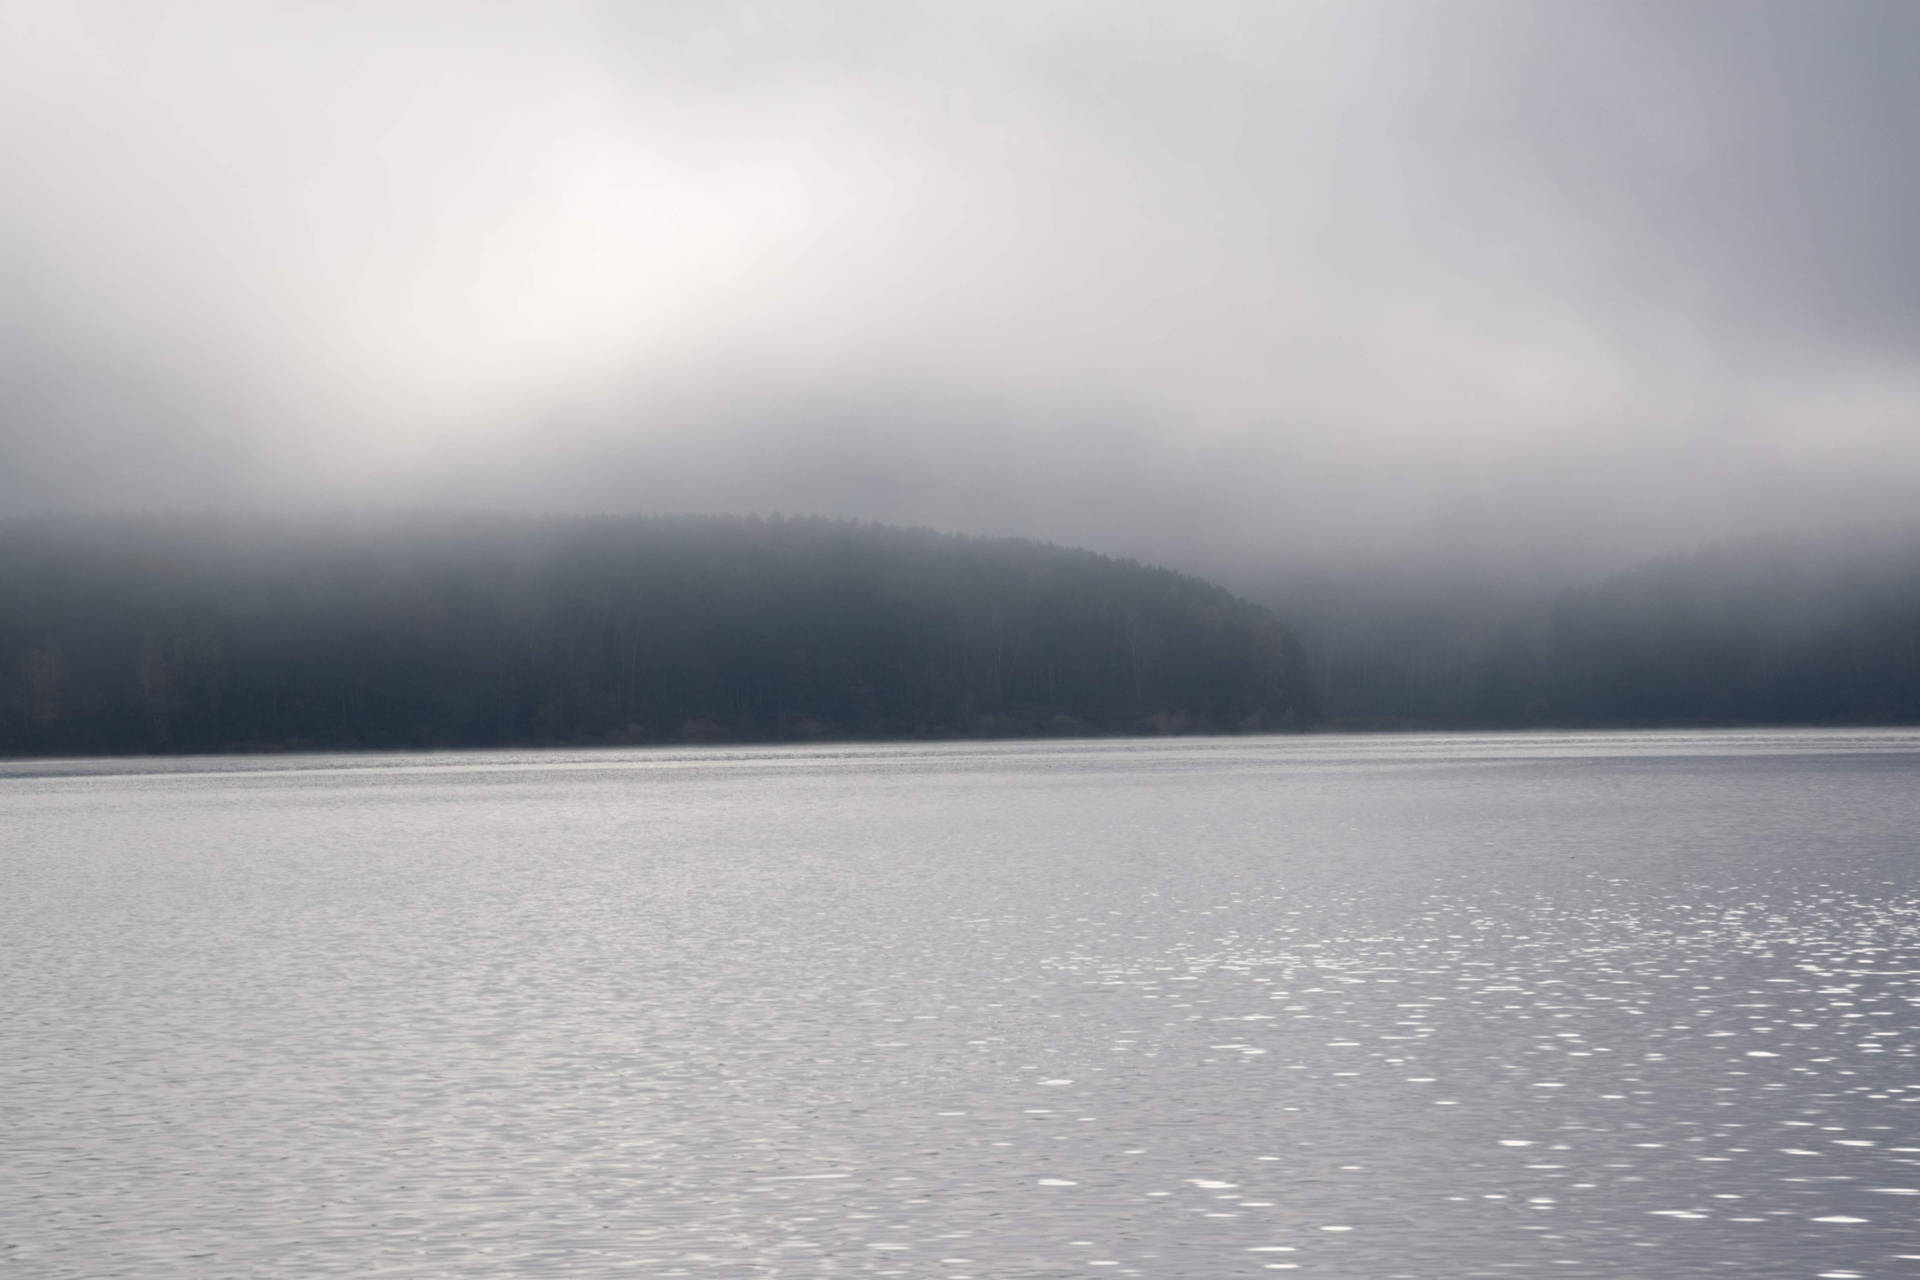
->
[1275, 531, 1920, 728]
[7, 516, 1913, 755]
[0, 515, 1314, 755]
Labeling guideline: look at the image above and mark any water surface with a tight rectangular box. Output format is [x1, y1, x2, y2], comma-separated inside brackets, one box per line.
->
[4, 732, 1918, 1277]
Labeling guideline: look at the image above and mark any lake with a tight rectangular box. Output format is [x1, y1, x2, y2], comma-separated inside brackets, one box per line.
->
[3, 732, 1917, 1278]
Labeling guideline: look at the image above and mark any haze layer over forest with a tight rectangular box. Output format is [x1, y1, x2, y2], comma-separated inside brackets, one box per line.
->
[1270, 529, 1920, 729]
[0, 517, 1311, 755]
[5, 517, 1918, 758]
[3, 4, 1918, 743]
[5, 3, 1920, 576]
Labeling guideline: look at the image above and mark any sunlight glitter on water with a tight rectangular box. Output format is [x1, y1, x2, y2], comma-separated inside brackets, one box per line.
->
[2, 732, 1917, 1277]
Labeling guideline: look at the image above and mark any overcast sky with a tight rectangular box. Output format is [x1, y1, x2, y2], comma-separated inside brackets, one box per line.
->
[3, 1, 1917, 576]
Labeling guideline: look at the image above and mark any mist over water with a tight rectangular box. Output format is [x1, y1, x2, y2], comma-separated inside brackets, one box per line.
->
[5, 733, 1918, 1277]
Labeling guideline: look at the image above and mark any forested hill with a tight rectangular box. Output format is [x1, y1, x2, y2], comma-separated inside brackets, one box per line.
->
[1272, 531, 1920, 729]
[1545, 535, 1920, 726]
[0, 516, 1315, 755]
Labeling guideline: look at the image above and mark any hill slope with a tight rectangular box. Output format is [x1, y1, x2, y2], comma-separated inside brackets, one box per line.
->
[1268, 531, 1920, 728]
[1547, 534, 1920, 726]
[0, 516, 1315, 755]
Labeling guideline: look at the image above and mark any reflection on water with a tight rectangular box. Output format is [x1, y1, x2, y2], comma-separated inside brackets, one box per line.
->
[3, 732, 1917, 1277]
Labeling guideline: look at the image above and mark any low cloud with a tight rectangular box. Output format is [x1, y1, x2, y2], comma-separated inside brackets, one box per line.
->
[4, 1, 1917, 575]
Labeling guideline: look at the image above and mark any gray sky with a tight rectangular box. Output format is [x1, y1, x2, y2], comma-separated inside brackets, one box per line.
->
[3, 1, 1917, 576]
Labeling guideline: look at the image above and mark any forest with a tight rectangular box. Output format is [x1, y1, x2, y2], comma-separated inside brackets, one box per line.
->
[4, 517, 1918, 756]
[0, 515, 1313, 755]
[1274, 531, 1920, 729]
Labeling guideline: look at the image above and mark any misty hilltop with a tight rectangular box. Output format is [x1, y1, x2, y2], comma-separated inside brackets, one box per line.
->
[0, 516, 1313, 756]
[1277, 529, 1920, 730]
[6, 5, 1920, 568]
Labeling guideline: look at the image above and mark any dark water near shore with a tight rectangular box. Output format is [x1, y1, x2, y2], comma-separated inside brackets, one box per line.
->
[3, 732, 1918, 1278]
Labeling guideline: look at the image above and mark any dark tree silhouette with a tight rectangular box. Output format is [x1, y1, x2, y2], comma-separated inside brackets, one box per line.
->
[0, 515, 1315, 755]
[1270, 532, 1920, 729]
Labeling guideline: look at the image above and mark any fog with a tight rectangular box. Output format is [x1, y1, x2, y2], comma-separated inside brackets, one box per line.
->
[4, 1, 1919, 579]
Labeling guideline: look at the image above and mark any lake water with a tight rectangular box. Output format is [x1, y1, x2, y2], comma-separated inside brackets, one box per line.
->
[3, 732, 1918, 1278]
